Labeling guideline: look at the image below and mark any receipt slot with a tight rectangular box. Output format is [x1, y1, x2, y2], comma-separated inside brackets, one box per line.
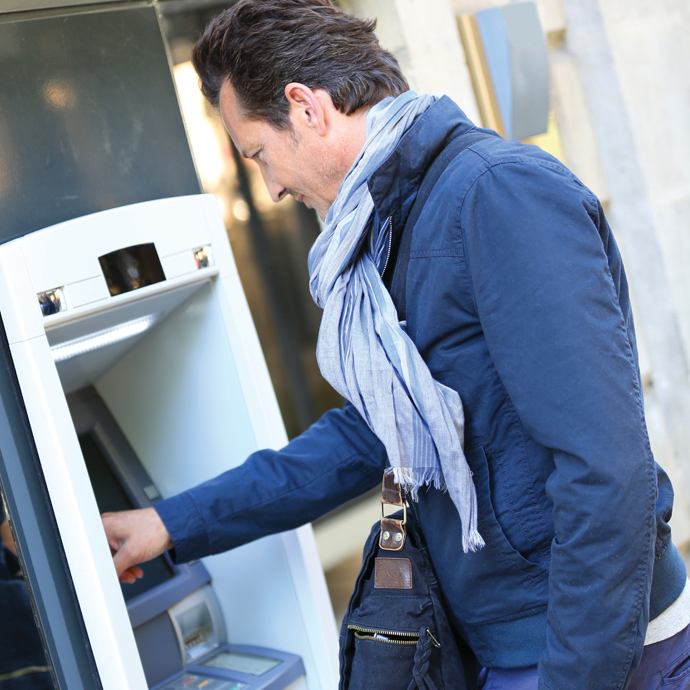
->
[0, 195, 338, 690]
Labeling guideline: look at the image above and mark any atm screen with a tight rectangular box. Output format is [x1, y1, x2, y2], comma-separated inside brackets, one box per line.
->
[79, 433, 174, 601]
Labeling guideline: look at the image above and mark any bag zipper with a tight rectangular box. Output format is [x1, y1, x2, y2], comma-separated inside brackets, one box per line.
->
[349, 625, 441, 649]
[348, 624, 419, 646]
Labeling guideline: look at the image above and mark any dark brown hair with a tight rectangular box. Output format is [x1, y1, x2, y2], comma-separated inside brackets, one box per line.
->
[192, 0, 409, 129]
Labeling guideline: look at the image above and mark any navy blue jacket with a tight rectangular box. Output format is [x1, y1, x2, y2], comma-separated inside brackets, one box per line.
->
[156, 97, 686, 690]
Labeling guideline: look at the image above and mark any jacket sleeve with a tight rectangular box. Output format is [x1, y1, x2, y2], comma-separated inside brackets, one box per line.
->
[155, 401, 387, 564]
[458, 159, 657, 690]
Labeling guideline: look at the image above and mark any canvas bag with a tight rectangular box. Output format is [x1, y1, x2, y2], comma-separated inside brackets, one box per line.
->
[338, 476, 472, 690]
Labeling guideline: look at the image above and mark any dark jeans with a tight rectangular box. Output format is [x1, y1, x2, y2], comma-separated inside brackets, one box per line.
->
[477, 623, 690, 689]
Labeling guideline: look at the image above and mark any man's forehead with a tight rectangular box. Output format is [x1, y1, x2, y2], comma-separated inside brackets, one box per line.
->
[218, 82, 257, 156]
[218, 80, 238, 112]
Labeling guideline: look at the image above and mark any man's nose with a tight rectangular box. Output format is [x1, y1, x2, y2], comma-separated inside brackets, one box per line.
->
[260, 168, 287, 203]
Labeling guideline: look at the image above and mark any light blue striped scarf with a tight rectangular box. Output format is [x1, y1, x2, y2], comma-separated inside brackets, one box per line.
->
[308, 91, 484, 552]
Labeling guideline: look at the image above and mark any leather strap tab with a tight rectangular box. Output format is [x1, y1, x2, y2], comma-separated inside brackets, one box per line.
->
[379, 517, 406, 551]
[375, 558, 413, 589]
[382, 474, 404, 506]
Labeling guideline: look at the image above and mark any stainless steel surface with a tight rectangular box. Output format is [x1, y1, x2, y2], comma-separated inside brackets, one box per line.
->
[0, 4, 200, 245]
[0, 0, 126, 14]
[157, 0, 230, 15]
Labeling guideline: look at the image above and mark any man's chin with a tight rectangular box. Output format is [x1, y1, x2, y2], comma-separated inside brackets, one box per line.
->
[315, 203, 330, 222]
[293, 193, 329, 221]
[299, 197, 328, 222]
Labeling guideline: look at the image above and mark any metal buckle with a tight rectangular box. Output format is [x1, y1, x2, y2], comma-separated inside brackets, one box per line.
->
[381, 500, 407, 526]
[426, 629, 441, 648]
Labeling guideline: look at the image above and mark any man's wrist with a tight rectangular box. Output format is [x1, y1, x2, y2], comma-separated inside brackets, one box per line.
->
[144, 506, 173, 553]
[154, 492, 210, 564]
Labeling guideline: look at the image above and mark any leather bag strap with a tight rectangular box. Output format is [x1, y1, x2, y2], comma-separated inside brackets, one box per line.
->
[380, 474, 407, 552]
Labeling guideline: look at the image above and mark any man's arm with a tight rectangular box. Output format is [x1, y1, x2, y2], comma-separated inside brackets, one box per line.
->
[104, 401, 387, 579]
[459, 158, 656, 690]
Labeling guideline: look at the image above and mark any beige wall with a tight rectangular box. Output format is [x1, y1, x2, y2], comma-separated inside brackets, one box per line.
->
[599, 1, 690, 361]
[339, 0, 481, 123]
[561, 0, 690, 546]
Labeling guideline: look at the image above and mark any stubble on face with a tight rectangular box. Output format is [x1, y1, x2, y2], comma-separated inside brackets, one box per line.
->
[219, 82, 365, 222]
[307, 140, 355, 220]
[274, 115, 351, 220]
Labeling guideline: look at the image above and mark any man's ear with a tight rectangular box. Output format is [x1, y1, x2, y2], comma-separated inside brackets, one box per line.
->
[284, 83, 328, 136]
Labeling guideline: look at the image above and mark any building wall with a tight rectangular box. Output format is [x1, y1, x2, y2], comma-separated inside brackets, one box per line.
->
[560, 0, 690, 546]
[339, 0, 480, 124]
[597, 0, 690, 363]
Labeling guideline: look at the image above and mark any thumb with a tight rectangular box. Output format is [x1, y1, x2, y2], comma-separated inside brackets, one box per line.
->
[112, 539, 139, 578]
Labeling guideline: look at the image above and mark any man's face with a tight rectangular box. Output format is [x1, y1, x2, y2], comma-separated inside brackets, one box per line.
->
[219, 83, 343, 220]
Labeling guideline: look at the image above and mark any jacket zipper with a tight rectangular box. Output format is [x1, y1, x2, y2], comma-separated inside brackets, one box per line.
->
[348, 624, 419, 646]
[404, 488, 423, 531]
[380, 216, 394, 278]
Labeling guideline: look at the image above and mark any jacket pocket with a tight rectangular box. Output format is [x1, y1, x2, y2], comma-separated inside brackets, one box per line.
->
[468, 444, 548, 589]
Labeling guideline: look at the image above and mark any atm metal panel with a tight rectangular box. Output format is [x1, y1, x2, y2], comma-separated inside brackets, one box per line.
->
[0, 5, 200, 245]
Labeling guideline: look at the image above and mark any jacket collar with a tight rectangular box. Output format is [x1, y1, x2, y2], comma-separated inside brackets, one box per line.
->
[366, 96, 478, 239]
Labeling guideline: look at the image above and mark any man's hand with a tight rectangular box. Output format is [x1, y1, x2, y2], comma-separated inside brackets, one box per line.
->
[101, 508, 173, 584]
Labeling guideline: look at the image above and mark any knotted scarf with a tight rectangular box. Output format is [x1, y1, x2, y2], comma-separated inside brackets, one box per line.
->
[308, 91, 484, 552]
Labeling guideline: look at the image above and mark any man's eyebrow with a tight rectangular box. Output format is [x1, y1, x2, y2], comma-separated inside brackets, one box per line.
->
[238, 145, 260, 159]
[230, 138, 255, 159]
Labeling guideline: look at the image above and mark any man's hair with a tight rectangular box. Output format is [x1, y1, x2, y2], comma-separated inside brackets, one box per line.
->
[192, 0, 409, 129]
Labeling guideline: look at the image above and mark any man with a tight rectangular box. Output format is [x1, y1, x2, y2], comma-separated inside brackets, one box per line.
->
[103, 1, 690, 688]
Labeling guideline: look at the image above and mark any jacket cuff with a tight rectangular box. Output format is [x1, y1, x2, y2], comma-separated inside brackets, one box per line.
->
[155, 491, 210, 565]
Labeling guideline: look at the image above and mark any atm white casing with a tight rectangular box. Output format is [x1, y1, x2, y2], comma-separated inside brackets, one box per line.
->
[0, 194, 339, 690]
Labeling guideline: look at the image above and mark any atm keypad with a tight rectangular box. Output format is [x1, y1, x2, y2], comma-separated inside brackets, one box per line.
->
[159, 674, 246, 690]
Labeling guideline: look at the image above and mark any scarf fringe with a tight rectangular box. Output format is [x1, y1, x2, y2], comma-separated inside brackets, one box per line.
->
[463, 530, 486, 553]
[388, 466, 485, 554]
[388, 466, 446, 500]
[463, 479, 485, 552]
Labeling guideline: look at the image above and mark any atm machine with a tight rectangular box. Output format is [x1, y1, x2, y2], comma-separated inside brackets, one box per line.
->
[0, 194, 339, 690]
